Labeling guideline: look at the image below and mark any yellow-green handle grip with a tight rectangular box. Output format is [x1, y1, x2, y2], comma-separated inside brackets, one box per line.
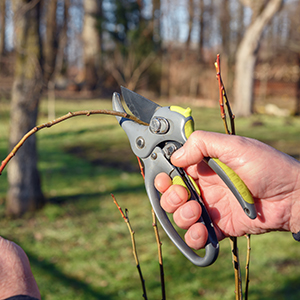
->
[204, 157, 256, 219]
[170, 105, 256, 220]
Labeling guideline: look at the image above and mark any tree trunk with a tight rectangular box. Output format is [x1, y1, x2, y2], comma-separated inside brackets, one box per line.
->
[295, 53, 300, 115]
[43, 0, 58, 83]
[0, 0, 6, 56]
[43, 0, 59, 120]
[234, 0, 283, 117]
[7, 0, 45, 217]
[198, 0, 204, 61]
[220, 0, 230, 57]
[82, 0, 102, 91]
[152, 0, 161, 45]
[236, 2, 244, 48]
[186, 0, 194, 51]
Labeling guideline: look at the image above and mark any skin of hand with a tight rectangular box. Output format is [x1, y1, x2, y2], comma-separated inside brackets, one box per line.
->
[155, 131, 300, 250]
[0, 237, 41, 300]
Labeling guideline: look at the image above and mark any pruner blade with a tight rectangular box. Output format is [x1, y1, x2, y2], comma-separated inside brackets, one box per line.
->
[121, 86, 161, 124]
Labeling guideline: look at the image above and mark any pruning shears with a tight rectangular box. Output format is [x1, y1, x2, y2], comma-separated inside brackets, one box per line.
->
[112, 87, 256, 267]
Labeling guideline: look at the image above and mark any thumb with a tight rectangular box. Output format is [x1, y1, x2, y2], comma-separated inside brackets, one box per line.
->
[171, 131, 238, 168]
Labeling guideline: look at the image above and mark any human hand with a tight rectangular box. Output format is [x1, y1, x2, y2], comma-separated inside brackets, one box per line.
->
[155, 131, 300, 250]
[0, 237, 40, 300]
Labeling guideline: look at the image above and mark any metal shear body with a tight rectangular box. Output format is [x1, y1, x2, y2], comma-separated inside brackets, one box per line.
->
[112, 87, 256, 267]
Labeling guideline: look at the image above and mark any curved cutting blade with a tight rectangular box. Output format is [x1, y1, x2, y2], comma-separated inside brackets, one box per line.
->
[121, 86, 161, 124]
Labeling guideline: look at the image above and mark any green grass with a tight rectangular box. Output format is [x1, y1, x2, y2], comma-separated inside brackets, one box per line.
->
[1, 98, 300, 299]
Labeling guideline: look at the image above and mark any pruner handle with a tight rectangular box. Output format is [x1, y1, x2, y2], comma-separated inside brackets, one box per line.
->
[143, 148, 219, 267]
[204, 157, 257, 219]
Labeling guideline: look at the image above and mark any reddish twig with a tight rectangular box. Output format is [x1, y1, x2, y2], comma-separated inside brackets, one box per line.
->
[112, 194, 148, 300]
[152, 209, 166, 300]
[0, 109, 148, 175]
[136, 157, 145, 180]
[216, 54, 245, 300]
[215, 54, 235, 135]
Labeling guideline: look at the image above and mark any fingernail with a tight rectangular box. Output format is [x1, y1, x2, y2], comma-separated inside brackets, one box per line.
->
[181, 205, 195, 220]
[168, 191, 182, 205]
[190, 228, 201, 241]
[172, 147, 185, 160]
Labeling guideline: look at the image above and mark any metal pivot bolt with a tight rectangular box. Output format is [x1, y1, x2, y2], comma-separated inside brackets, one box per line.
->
[151, 152, 157, 160]
[150, 117, 169, 134]
[163, 143, 177, 159]
[136, 137, 145, 149]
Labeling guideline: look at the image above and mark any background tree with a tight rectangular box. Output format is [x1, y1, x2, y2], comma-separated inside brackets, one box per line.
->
[197, 0, 205, 61]
[7, 0, 45, 216]
[234, 0, 283, 116]
[104, 0, 159, 91]
[283, 1, 300, 115]
[186, 0, 194, 51]
[42, 0, 59, 119]
[82, 0, 102, 91]
[3, 0, 300, 217]
[0, 0, 6, 57]
[43, 0, 59, 83]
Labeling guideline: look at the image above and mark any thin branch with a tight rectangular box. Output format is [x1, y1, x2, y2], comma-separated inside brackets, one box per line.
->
[0, 109, 148, 175]
[137, 153, 165, 298]
[216, 54, 244, 300]
[244, 234, 251, 300]
[152, 209, 166, 300]
[229, 236, 243, 300]
[112, 194, 148, 300]
[214, 54, 235, 135]
[136, 157, 145, 180]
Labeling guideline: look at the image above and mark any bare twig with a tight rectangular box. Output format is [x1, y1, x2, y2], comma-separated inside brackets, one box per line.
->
[229, 237, 243, 300]
[136, 157, 145, 180]
[112, 194, 148, 300]
[214, 54, 235, 135]
[0, 109, 148, 175]
[244, 234, 251, 300]
[152, 209, 166, 300]
[215, 54, 245, 300]
[137, 151, 165, 299]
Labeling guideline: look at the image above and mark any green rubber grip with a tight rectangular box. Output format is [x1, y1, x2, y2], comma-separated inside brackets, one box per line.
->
[168, 105, 256, 219]
[204, 157, 256, 219]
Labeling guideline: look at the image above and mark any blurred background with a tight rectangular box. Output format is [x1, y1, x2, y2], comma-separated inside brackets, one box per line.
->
[1, 1, 300, 299]
[1, 0, 300, 113]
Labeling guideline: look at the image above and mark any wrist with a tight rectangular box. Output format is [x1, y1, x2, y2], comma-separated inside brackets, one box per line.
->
[289, 176, 300, 234]
[290, 198, 300, 234]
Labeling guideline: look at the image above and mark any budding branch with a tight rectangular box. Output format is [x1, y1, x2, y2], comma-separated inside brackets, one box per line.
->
[0, 109, 148, 175]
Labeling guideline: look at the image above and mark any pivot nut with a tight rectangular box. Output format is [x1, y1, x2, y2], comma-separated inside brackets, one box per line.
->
[136, 137, 145, 149]
[149, 117, 169, 134]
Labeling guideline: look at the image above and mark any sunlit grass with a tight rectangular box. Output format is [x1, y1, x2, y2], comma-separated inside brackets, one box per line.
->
[0, 97, 300, 299]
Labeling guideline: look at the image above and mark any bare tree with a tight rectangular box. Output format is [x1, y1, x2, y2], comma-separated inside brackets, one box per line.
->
[234, 0, 283, 116]
[152, 0, 161, 44]
[186, 0, 194, 50]
[198, 0, 205, 61]
[236, 1, 245, 49]
[280, 1, 300, 115]
[82, 0, 102, 91]
[7, 0, 45, 216]
[220, 0, 230, 58]
[43, 0, 59, 83]
[0, 0, 6, 56]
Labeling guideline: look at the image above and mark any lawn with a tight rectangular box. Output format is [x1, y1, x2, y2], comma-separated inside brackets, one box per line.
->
[0, 97, 300, 300]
